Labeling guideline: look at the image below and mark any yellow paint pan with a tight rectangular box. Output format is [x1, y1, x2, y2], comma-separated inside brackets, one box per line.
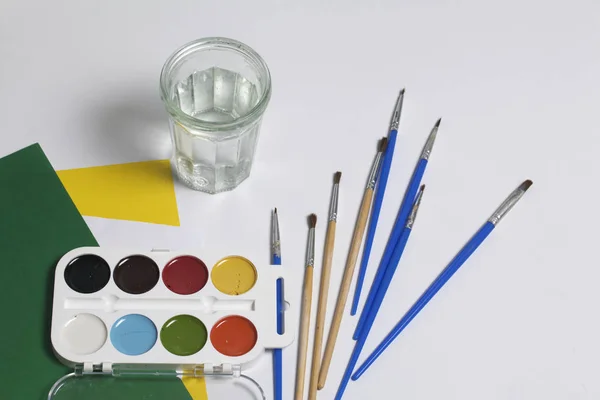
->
[211, 256, 257, 295]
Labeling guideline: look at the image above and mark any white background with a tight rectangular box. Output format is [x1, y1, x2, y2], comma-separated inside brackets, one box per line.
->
[2, 1, 599, 399]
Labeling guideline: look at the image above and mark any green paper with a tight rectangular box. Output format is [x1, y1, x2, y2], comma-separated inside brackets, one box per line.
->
[0, 144, 192, 400]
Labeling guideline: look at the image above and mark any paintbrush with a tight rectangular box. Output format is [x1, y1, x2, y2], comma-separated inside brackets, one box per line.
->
[334, 185, 426, 400]
[354, 119, 441, 341]
[351, 89, 405, 315]
[295, 213, 317, 400]
[318, 138, 388, 389]
[352, 179, 533, 379]
[308, 172, 341, 400]
[271, 208, 283, 400]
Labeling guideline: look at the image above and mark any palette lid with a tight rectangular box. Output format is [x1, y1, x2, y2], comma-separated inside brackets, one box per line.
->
[48, 364, 265, 400]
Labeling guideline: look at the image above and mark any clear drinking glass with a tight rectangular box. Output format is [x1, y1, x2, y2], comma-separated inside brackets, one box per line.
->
[160, 37, 272, 193]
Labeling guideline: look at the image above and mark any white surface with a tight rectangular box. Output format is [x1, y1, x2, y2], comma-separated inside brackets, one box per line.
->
[52, 247, 293, 367]
[1, 0, 599, 399]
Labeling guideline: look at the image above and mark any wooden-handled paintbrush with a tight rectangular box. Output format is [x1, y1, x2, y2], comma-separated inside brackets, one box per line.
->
[295, 214, 317, 400]
[318, 138, 388, 389]
[308, 172, 341, 399]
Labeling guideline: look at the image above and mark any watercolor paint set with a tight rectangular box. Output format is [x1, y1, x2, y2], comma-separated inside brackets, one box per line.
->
[49, 246, 294, 399]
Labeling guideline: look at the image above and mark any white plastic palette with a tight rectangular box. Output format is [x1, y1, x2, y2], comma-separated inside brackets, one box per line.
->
[51, 247, 294, 373]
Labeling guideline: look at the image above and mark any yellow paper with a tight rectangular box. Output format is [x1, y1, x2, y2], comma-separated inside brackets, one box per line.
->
[182, 377, 209, 400]
[57, 160, 180, 226]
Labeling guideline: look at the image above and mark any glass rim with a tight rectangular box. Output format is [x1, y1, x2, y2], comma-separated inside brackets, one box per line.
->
[159, 37, 272, 133]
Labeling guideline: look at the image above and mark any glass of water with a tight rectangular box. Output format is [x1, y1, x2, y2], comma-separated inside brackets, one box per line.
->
[159, 37, 272, 193]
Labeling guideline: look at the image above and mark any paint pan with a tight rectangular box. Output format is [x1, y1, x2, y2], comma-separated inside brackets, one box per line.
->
[211, 256, 257, 295]
[64, 255, 110, 294]
[50, 246, 294, 399]
[162, 256, 208, 295]
[61, 313, 107, 355]
[210, 315, 258, 356]
[160, 314, 208, 356]
[114, 255, 160, 294]
[110, 314, 157, 356]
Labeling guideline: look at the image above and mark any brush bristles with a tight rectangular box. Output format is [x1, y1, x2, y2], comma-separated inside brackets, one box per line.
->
[434, 118, 442, 128]
[334, 171, 342, 184]
[520, 179, 533, 191]
[378, 137, 389, 153]
[274, 207, 278, 214]
[309, 213, 317, 228]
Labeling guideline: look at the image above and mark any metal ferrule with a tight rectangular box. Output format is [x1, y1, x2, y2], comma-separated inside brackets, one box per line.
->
[329, 184, 340, 221]
[366, 152, 384, 189]
[389, 89, 405, 131]
[420, 124, 439, 161]
[271, 211, 281, 257]
[272, 241, 281, 258]
[405, 186, 425, 229]
[488, 185, 527, 225]
[305, 228, 315, 267]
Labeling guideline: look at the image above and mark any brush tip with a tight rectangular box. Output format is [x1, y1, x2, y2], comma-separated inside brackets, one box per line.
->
[419, 184, 426, 191]
[309, 213, 317, 228]
[274, 207, 277, 214]
[379, 137, 389, 153]
[334, 171, 342, 184]
[434, 118, 442, 128]
[399, 87, 406, 95]
[520, 179, 533, 191]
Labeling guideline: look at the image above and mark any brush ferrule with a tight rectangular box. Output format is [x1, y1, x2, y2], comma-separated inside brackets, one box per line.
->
[390, 113, 401, 130]
[306, 228, 315, 267]
[420, 124, 439, 161]
[272, 241, 281, 258]
[389, 89, 405, 131]
[271, 211, 280, 246]
[366, 152, 384, 189]
[329, 183, 340, 221]
[271, 210, 281, 257]
[405, 186, 425, 229]
[488, 185, 527, 225]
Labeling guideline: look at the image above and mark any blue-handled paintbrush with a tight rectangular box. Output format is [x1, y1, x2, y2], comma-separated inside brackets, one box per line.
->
[354, 118, 441, 341]
[352, 179, 533, 379]
[351, 89, 405, 315]
[335, 185, 426, 400]
[271, 208, 283, 400]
